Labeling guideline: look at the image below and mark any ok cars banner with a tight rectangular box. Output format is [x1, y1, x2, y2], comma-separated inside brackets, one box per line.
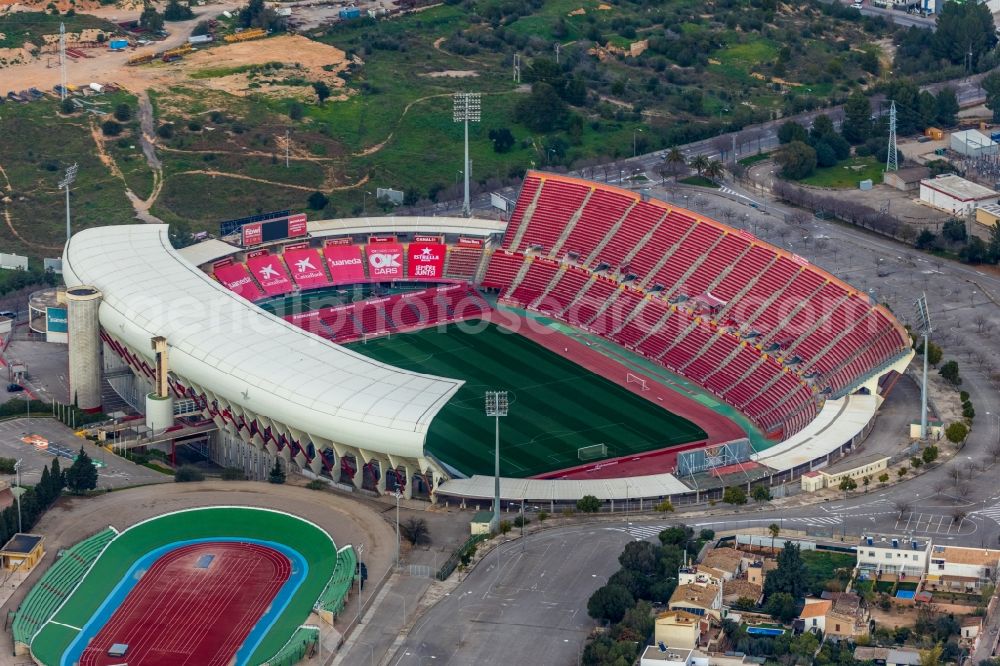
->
[366, 242, 404, 280]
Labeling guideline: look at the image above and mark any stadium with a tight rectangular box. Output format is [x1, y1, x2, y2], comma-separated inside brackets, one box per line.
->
[60, 171, 913, 508]
[14, 506, 353, 666]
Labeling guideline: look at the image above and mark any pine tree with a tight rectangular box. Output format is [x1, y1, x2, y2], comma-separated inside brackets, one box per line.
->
[38, 466, 51, 507]
[50, 457, 64, 493]
[268, 459, 286, 485]
[66, 448, 98, 494]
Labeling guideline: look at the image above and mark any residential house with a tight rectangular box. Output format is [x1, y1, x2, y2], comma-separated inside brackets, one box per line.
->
[856, 535, 931, 578]
[669, 583, 723, 621]
[825, 592, 870, 640]
[962, 616, 983, 641]
[853, 647, 921, 666]
[798, 599, 832, 634]
[700, 548, 745, 580]
[679, 564, 726, 588]
[722, 579, 763, 606]
[746, 559, 776, 586]
[640, 645, 696, 666]
[926, 545, 1000, 593]
[654, 610, 704, 650]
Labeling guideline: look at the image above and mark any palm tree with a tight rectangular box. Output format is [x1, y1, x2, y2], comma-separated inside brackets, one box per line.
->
[689, 154, 709, 176]
[666, 147, 685, 168]
[703, 159, 725, 181]
[768, 523, 780, 552]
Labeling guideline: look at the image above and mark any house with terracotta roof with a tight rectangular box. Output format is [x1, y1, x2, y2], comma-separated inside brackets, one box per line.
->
[826, 592, 870, 640]
[798, 598, 832, 634]
[654, 610, 705, 649]
[700, 547, 746, 580]
[722, 579, 763, 606]
[679, 564, 727, 587]
[668, 582, 723, 620]
[926, 545, 1000, 593]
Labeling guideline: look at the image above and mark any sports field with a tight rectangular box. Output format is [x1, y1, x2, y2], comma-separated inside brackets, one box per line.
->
[30, 507, 335, 666]
[347, 321, 708, 477]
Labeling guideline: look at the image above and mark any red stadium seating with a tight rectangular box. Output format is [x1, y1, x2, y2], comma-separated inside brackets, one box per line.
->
[246, 253, 294, 297]
[213, 262, 264, 301]
[479, 172, 911, 437]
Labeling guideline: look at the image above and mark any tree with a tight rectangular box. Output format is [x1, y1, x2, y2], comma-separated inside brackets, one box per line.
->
[659, 525, 693, 546]
[174, 465, 204, 482]
[942, 219, 968, 243]
[65, 447, 98, 494]
[238, 0, 285, 31]
[946, 422, 969, 443]
[704, 159, 725, 180]
[50, 457, 64, 494]
[839, 476, 858, 496]
[984, 71, 1000, 123]
[619, 540, 660, 577]
[898, 466, 909, 478]
[939, 360, 961, 385]
[163, 0, 194, 21]
[768, 523, 780, 552]
[916, 229, 938, 250]
[587, 584, 634, 623]
[843, 92, 871, 144]
[764, 541, 809, 599]
[38, 466, 52, 506]
[936, 87, 959, 127]
[863, 475, 871, 492]
[655, 499, 675, 513]
[515, 82, 570, 133]
[498, 520, 512, 535]
[688, 154, 710, 176]
[723, 486, 747, 505]
[399, 517, 431, 545]
[764, 591, 799, 622]
[60, 97, 75, 114]
[139, 4, 165, 33]
[932, 1, 996, 68]
[778, 121, 808, 145]
[751, 485, 772, 503]
[312, 81, 331, 106]
[878, 472, 890, 486]
[666, 147, 686, 168]
[577, 495, 601, 513]
[101, 120, 122, 137]
[268, 459, 285, 484]
[487, 127, 515, 154]
[920, 642, 943, 666]
[307, 191, 329, 210]
[114, 103, 132, 122]
[776, 141, 817, 180]
[915, 339, 943, 365]
[813, 141, 837, 168]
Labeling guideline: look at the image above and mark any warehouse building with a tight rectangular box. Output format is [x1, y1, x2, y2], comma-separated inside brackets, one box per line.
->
[919, 174, 998, 215]
[950, 129, 999, 158]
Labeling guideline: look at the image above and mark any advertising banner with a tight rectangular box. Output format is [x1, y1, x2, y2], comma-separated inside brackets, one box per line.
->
[213, 258, 233, 269]
[369, 235, 396, 243]
[242, 222, 263, 246]
[325, 237, 352, 246]
[366, 242, 404, 280]
[407, 242, 445, 279]
[247, 249, 269, 259]
[284, 247, 331, 289]
[288, 213, 308, 238]
[47, 307, 68, 333]
[246, 254, 293, 295]
[457, 237, 483, 248]
[414, 235, 442, 243]
[283, 242, 310, 252]
[323, 245, 366, 284]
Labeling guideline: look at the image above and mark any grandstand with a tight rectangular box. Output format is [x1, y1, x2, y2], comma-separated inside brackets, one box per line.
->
[63, 179, 911, 506]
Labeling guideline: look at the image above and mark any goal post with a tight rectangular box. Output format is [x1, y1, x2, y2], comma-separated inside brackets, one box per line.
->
[578, 443, 608, 461]
[626, 373, 649, 391]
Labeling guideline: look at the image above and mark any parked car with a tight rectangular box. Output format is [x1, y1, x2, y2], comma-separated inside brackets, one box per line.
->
[6, 384, 24, 393]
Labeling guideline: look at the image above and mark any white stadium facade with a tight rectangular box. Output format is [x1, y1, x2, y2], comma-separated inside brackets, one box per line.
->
[60, 174, 913, 507]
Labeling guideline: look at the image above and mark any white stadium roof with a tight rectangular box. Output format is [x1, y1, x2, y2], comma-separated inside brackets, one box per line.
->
[307, 215, 507, 238]
[62, 224, 463, 458]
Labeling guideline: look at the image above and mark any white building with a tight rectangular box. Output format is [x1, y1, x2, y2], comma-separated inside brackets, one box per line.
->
[919, 174, 999, 215]
[926, 545, 1000, 592]
[950, 129, 999, 158]
[640, 646, 706, 666]
[857, 535, 932, 577]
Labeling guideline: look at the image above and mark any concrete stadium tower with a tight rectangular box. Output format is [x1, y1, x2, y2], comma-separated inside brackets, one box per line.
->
[66, 286, 103, 411]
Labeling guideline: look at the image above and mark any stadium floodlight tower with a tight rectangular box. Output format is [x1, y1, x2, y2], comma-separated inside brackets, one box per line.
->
[59, 163, 78, 242]
[485, 390, 508, 532]
[453, 92, 481, 218]
[914, 293, 932, 440]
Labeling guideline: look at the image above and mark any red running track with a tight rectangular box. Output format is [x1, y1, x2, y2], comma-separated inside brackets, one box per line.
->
[78, 542, 290, 666]
[481, 308, 748, 480]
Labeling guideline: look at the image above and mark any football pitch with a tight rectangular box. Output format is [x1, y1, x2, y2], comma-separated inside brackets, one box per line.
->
[347, 321, 707, 477]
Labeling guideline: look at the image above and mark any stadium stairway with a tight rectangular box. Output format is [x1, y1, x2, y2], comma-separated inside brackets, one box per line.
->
[13, 527, 117, 648]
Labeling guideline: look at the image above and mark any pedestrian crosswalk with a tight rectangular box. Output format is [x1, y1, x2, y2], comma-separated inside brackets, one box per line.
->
[720, 186, 739, 196]
[972, 502, 1000, 525]
[789, 516, 842, 527]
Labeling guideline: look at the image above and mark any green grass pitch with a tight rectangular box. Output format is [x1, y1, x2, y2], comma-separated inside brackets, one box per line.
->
[347, 321, 708, 477]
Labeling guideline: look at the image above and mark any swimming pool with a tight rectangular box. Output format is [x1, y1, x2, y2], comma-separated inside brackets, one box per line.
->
[746, 626, 785, 636]
[895, 589, 916, 599]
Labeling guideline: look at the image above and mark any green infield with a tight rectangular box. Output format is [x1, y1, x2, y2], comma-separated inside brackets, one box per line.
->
[30, 507, 335, 666]
[347, 321, 707, 477]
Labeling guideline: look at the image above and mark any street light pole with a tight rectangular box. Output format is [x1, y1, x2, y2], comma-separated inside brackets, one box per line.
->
[485, 391, 509, 532]
[394, 489, 402, 569]
[453, 92, 482, 217]
[59, 163, 78, 243]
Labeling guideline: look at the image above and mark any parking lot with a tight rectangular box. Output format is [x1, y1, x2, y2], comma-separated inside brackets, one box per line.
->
[0, 417, 170, 490]
[894, 512, 974, 535]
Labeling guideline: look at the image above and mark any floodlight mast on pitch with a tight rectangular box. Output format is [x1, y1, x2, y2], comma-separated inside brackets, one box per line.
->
[59, 163, 78, 243]
[914, 293, 932, 440]
[453, 92, 481, 218]
[485, 390, 508, 532]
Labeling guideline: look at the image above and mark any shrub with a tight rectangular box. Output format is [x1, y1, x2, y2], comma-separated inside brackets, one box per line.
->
[174, 465, 204, 482]
[513, 515, 530, 527]
[946, 422, 969, 442]
[101, 120, 123, 137]
[61, 97, 75, 114]
[498, 520, 512, 535]
[538, 510, 548, 522]
[307, 191, 329, 210]
[187, 120, 202, 132]
[289, 102, 304, 120]
[157, 123, 175, 139]
[114, 103, 132, 122]
[576, 495, 601, 513]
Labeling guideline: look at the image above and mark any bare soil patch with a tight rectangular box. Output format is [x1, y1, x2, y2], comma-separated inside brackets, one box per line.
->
[423, 69, 478, 78]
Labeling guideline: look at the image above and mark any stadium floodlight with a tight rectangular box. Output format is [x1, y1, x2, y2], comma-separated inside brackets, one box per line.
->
[485, 390, 508, 531]
[453, 92, 481, 218]
[59, 163, 78, 243]
[914, 293, 932, 440]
